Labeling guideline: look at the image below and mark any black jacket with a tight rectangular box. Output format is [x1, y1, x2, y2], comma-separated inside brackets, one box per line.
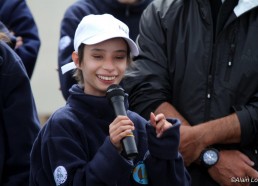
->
[58, 0, 153, 100]
[0, 41, 40, 185]
[124, 0, 258, 185]
[0, 0, 41, 78]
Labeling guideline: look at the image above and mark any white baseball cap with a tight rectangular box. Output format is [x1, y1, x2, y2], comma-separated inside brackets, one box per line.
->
[74, 14, 139, 56]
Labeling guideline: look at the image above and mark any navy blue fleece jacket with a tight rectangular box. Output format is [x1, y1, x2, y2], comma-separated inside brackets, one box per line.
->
[30, 84, 190, 186]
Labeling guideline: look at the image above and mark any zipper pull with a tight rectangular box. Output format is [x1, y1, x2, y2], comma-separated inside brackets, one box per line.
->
[228, 44, 235, 67]
[207, 75, 212, 99]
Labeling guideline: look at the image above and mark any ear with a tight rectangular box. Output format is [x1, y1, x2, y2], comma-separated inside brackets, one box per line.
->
[72, 51, 81, 69]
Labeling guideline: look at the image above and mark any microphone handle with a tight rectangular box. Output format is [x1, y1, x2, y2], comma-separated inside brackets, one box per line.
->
[122, 135, 138, 159]
[112, 96, 127, 116]
[111, 96, 138, 159]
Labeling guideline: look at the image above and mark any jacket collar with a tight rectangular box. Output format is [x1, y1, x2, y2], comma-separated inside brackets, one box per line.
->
[67, 84, 129, 119]
[234, 0, 258, 17]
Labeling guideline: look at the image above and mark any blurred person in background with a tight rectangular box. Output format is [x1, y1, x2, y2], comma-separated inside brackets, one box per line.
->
[0, 0, 41, 79]
[58, 0, 152, 100]
[0, 21, 16, 49]
[0, 32, 40, 185]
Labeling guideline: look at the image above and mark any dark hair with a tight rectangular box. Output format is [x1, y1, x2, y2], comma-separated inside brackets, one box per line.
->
[72, 44, 85, 85]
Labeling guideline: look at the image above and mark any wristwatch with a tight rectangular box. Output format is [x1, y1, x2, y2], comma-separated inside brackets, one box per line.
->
[199, 148, 219, 168]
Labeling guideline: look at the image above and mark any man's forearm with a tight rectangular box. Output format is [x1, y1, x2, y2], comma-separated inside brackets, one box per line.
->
[154, 102, 190, 126]
[155, 102, 241, 146]
[196, 113, 241, 147]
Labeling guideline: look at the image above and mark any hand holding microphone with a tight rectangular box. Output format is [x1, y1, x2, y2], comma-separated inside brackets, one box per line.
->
[106, 84, 138, 160]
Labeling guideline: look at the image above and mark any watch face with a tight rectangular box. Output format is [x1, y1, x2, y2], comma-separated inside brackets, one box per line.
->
[203, 150, 218, 166]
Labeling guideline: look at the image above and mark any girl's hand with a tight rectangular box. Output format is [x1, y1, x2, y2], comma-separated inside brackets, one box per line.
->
[109, 116, 135, 152]
[150, 112, 172, 138]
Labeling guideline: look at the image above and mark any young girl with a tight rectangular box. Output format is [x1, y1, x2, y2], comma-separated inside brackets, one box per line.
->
[30, 14, 190, 186]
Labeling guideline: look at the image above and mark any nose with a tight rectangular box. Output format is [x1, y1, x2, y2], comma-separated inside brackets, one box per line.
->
[102, 59, 115, 72]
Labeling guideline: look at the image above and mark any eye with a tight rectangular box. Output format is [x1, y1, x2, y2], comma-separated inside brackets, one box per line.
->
[92, 55, 103, 60]
[115, 55, 126, 60]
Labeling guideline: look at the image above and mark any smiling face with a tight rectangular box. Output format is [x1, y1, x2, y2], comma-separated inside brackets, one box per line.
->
[72, 38, 129, 96]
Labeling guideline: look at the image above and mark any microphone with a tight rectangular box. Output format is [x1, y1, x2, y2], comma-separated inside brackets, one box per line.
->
[106, 84, 138, 160]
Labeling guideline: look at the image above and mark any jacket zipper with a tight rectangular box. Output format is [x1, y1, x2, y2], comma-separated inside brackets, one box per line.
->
[224, 43, 235, 81]
[204, 46, 214, 121]
[204, 9, 239, 121]
[224, 19, 239, 81]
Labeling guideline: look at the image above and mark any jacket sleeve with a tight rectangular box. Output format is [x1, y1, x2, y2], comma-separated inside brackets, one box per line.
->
[123, 2, 172, 119]
[58, 3, 98, 100]
[144, 119, 191, 186]
[233, 92, 258, 146]
[1, 0, 41, 78]
[0, 41, 40, 185]
[32, 116, 133, 186]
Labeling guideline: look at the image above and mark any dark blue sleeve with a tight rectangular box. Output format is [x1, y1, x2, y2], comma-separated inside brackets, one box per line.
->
[0, 41, 40, 185]
[145, 119, 191, 186]
[0, 0, 41, 78]
[58, 2, 98, 100]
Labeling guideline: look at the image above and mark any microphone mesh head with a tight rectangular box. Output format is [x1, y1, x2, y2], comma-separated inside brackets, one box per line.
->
[106, 84, 125, 100]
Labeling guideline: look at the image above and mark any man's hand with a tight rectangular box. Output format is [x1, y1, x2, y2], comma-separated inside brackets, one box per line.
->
[209, 150, 258, 186]
[179, 125, 206, 166]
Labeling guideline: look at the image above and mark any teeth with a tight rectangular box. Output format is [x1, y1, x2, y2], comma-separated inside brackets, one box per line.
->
[98, 75, 116, 81]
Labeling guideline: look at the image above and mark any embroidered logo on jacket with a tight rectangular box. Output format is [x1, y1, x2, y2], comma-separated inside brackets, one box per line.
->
[133, 161, 148, 184]
[53, 166, 67, 185]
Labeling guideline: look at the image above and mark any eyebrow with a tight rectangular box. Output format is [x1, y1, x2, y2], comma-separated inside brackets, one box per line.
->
[90, 48, 127, 53]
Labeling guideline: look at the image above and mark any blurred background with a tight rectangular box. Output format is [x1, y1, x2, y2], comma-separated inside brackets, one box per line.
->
[27, 0, 74, 124]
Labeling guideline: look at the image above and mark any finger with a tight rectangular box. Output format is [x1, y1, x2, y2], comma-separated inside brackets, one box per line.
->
[110, 118, 135, 134]
[109, 118, 134, 141]
[110, 121, 134, 135]
[151, 113, 164, 136]
[239, 152, 255, 167]
[112, 127, 135, 142]
[245, 167, 258, 180]
[114, 115, 131, 123]
[149, 112, 157, 128]
[155, 120, 164, 136]
[155, 113, 165, 122]
[156, 123, 168, 138]
[155, 115, 167, 136]
[110, 116, 133, 128]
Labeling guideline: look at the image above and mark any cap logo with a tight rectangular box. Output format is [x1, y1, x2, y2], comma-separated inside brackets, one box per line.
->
[118, 25, 128, 35]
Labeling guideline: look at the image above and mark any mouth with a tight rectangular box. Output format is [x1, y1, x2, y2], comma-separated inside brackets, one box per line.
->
[97, 75, 117, 81]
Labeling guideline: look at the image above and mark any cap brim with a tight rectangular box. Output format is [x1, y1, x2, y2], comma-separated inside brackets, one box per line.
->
[81, 32, 139, 56]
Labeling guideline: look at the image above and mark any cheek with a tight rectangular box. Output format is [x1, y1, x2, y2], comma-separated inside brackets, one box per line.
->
[80, 59, 94, 71]
[78, 62, 91, 78]
[119, 60, 128, 69]
[118, 63, 127, 74]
